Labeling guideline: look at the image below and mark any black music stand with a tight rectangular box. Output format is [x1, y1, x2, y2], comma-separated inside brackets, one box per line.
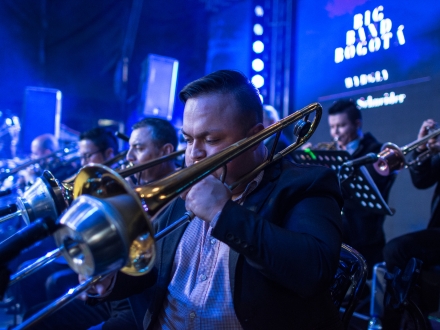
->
[293, 149, 393, 216]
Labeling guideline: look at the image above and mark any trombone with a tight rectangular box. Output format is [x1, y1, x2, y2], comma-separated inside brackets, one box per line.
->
[12, 103, 321, 329]
[373, 127, 440, 176]
[0, 148, 188, 289]
[0, 149, 185, 226]
[0, 144, 78, 183]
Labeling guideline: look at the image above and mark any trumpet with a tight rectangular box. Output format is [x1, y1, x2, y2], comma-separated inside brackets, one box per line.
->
[373, 128, 440, 176]
[14, 103, 322, 329]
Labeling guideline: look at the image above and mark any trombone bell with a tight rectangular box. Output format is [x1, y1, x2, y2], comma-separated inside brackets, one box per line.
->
[373, 143, 405, 176]
[54, 164, 156, 276]
[15, 171, 70, 225]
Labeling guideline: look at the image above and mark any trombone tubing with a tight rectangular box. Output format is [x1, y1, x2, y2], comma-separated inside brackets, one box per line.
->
[135, 103, 322, 215]
[0, 145, 78, 180]
[14, 275, 102, 330]
[118, 149, 185, 178]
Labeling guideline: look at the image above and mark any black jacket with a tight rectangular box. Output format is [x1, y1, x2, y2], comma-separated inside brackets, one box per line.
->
[342, 132, 395, 248]
[410, 152, 440, 228]
[108, 160, 344, 329]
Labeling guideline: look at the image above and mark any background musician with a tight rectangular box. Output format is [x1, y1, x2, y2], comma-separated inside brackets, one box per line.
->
[10, 128, 120, 316]
[126, 117, 177, 185]
[382, 119, 440, 328]
[328, 99, 395, 276]
[35, 118, 180, 329]
[78, 127, 119, 166]
[70, 70, 344, 329]
[17, 134, 59, 187]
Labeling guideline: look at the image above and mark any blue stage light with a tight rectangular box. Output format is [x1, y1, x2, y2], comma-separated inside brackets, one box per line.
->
[253, 41, 264, 53]
[255, 5, 264, 17]
[252, 59, 264, 72]
[253, 24, 263, 36]
[251, 74, 264, 88]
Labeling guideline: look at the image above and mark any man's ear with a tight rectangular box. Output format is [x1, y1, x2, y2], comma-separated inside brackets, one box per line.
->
[104, 148, 115, 160]
[246, 123, 265, 151]
[160, 143, 175, 156]
[355, 119, 362, 130]
[246, 123, 265, 137]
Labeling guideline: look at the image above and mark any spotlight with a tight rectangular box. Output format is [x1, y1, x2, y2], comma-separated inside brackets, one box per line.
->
[253, 41, 264, 53]
[252, 59, 264, 72]
[255, 5, 264, 17]
[253, 24, 263, 36]
[251, 75, 265, 88]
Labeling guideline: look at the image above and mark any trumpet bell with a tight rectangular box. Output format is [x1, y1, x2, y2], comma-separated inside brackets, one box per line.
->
[373, 143, 405, 176]
[56, 164, 155, 276]
[16, 171, 70, 225]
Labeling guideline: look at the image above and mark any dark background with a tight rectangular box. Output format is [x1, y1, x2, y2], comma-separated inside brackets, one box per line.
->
[294, 0, 440, 239]
[0, 0, 209, 132]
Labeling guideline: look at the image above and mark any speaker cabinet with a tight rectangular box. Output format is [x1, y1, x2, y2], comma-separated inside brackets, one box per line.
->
[21, 87, 62, 153]
[138, 54, 179, 120]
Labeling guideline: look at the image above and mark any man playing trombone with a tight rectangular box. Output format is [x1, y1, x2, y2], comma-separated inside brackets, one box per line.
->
[34, 118, 180, 329]
[58, 70, 346, 329]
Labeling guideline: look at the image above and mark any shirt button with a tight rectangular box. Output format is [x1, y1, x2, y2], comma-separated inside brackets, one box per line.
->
[210, 238, 216, 245]
[189, 312, 196, 319]
[200, 274, 207, 281]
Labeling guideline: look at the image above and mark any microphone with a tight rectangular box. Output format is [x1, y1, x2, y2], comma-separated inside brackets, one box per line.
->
[114, 131, 130, 142]
[342, 153, 378, 167]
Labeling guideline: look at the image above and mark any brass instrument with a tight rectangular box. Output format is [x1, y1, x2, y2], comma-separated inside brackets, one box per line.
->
[0, 144, 78, 183]
[306, 137, 339, 151]
[373, 128, 440, 176]
[0, 149, 186, 226]
[15, 103, 321, 329]
[1, 149, 188, 291]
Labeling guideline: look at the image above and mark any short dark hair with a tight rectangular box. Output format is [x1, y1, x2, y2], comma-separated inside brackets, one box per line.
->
[132, 117, 178, 150]
[179, 70, 263, 132]
[328, 99, 362, 123]
[80, 127, 119, 153]
[39, 134, 58, 151]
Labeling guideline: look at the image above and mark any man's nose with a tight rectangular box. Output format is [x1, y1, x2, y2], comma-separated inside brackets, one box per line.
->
[189, 142, 206, 161]
[126, 149, 135, 162]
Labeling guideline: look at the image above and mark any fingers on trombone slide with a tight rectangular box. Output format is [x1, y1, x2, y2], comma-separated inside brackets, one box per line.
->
[78, 272, 116, 301]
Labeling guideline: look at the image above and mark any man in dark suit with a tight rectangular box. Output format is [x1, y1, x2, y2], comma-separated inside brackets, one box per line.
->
[328, 99, 395, 275]
[382, 119, 440, 328]
[75, 70, 344, 329]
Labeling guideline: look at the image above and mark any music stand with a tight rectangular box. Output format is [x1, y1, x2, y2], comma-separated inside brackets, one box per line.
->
[293, 149, 393, 216]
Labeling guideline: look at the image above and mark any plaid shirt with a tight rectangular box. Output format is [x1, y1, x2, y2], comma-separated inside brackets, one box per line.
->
[153, 171, 264, 330]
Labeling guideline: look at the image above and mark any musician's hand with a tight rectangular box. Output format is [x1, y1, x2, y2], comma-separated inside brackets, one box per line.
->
[183, 175, 232, 222]
[78, 273, 116, 301]
[417, 119, 437, 151]
[427, 138, 440, 154]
